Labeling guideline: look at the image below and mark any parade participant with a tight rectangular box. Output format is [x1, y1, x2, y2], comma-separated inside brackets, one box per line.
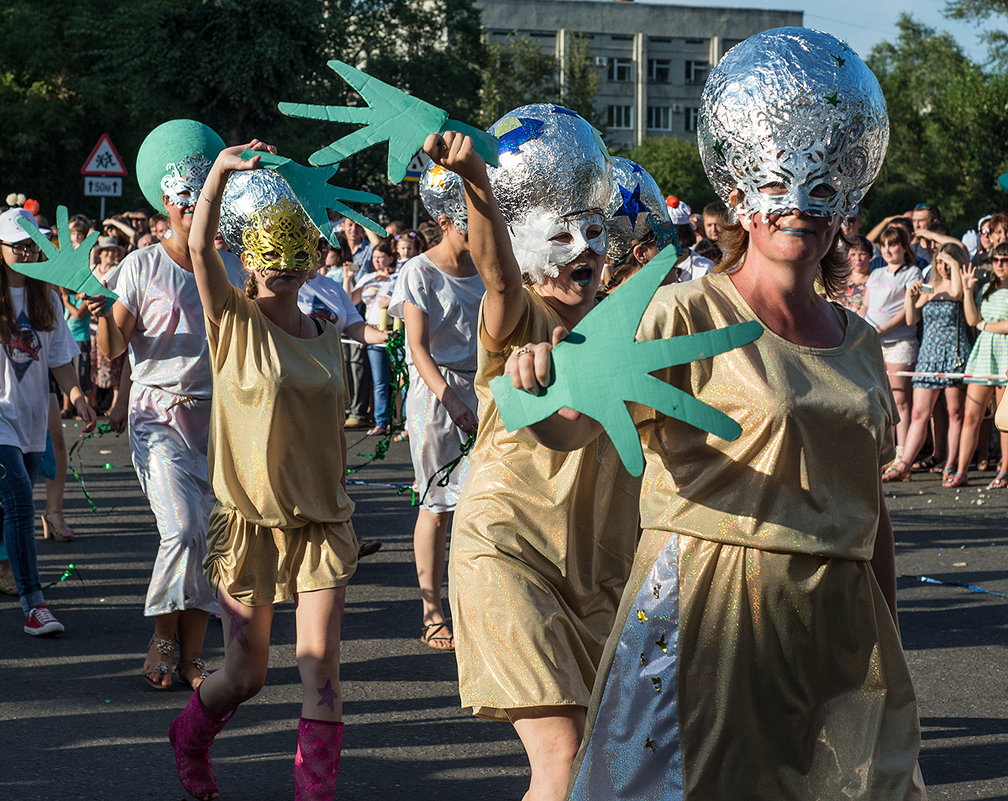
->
[169, 147, 357, 801]
[603, 156, 682, 292]
[426, 104, 640, 801]
[501, 29, 925, 800]
[388, 160, 484, 651]
[0, 207, 96, 635]
[90, 120, 227, 691]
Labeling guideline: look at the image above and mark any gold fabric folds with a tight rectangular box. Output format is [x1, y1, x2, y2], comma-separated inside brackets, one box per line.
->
[203, 284, 357, 605]
[450, 288, 640, 720]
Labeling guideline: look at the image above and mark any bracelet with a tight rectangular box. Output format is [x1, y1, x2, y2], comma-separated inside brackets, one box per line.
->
[978, 320, 987, 332]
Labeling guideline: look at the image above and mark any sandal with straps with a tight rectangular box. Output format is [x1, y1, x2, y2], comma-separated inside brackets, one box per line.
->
[144, 636, 174, 690]
[944, 471, 969, 488]
[175, 657, 210, 691]
[421, 622, 455, 651]
[881, 464, 911, 482]
[987, 470, 1008, 490]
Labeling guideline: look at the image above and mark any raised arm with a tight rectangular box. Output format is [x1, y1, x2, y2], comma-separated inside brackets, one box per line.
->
[191, 141, 274, 322]
[422, 132, 526, 351]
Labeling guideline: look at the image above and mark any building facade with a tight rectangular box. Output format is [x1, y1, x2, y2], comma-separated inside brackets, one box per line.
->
[473, 0, 803, 150]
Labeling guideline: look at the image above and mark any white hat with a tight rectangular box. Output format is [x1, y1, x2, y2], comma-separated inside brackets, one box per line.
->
[0, 207, 48, 243]
[665, 195, 693, 227]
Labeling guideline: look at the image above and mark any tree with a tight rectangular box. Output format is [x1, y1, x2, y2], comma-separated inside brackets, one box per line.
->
[476, 32, 602, 129]
[944, 0, 1008, 69]
[864, 13, 1008, 233]
[626, 136, 718, 211]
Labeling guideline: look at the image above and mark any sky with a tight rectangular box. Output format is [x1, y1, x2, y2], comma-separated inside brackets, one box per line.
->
[642, 0, 990, 62]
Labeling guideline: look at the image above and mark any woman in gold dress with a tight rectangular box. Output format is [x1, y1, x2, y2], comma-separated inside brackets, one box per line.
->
[423, 105, 641, 801]
[168, 143, 357, 801]
[502, 28, 926, 801]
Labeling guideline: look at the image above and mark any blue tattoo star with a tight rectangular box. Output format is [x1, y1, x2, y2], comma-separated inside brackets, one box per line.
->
[550, 104, 579, 116]
[497, 117, 545, 155]
[614, 183, 646, 226]
[316, 679, 339, 712]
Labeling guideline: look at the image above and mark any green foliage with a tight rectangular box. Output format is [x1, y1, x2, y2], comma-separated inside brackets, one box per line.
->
[0, 0, 485, 225]
[864, 13, 1008, 233]
[944, 0, 1008, 69]
[626, 136, 717, 210]
[476, 32, 602, 129]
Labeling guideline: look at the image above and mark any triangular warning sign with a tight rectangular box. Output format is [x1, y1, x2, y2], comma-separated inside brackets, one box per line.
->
[81, 134, 128, 176]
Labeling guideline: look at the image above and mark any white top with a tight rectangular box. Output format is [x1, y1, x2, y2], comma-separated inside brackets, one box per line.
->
[388, 253, 485, 371]
[0, 288, 78, 452]
[298, 273, 362, 333]
[110, 244, 214, 397]
[864, 263, 923, 344]
[680, 250, 714, 281]
[355, 272, 397, 328]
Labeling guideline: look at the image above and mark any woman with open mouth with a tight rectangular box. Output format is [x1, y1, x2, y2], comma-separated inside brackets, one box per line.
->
[424, 104, 640, 801]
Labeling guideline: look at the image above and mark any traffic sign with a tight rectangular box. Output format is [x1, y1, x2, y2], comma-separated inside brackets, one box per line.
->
[404, 152, 427, 183]
[83, 176, 123, 197]
[81, 134, 127, 177]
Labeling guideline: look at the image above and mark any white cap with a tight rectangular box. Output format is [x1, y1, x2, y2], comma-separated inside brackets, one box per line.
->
[0, 207, 48, 243]
[666, 195, 693, 227]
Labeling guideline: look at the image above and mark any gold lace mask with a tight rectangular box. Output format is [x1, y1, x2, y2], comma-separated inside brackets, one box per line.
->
[241, 197, 319, 272]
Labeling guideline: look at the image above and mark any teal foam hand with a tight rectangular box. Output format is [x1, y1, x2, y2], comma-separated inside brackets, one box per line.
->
[14, 206, 117, 301]
[278, 60, 499, 182]
[490, 246, 762, 476]
[240, 150, 387, 240]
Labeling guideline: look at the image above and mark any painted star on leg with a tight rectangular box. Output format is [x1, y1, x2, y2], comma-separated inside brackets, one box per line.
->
[316, 679, 339, 712]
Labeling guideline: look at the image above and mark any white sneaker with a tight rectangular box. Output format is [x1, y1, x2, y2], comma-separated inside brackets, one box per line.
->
[24, 605, 64, 636]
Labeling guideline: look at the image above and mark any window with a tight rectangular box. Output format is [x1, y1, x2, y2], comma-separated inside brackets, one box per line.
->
[607, 57, 634, 82]
[647, 58, 671, 83]
[647, 106, 671, 131]
[684, 38, 706, 45]
[608, 105, 634, 129]
[685, 107, 699, 132]
[685, 59, 708, 85]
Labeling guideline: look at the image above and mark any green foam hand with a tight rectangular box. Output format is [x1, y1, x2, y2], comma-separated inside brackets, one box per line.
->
[240, 150, 388, 240]
[490, 246, 763, 476]
[14, 206, 117, 301]
[278, 60, 499, 183]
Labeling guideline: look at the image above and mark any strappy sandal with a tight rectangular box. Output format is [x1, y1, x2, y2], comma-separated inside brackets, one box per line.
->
[421, 622, 454, 651]
[175, 657, 209, 691]
[40, 512, 74, 542]
[944, 471, 969, 488]
[912, 455, 938, 472]
[144, 636, 174, 690]
[987, 470, 1008, 489]
[881, 464, 911, 482]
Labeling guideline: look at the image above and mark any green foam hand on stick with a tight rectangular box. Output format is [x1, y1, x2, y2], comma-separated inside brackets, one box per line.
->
[490, 246, 763, 476]
[14, 206, 117, 301]
[278, 60, 499, 183]
[239, 150, 388, 240]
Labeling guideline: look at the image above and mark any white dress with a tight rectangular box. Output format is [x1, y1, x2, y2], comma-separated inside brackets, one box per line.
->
[110, 244, 220, 617]
[388, 254, 485, 512]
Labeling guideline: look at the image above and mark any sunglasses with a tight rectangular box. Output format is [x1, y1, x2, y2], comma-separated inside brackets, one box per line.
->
[914, 203, 935, 211]
[394, 232, 418, 240]
[1, 240, 40, 255]
[991, 257, 1008, 264]
[980, 229, 992, 236]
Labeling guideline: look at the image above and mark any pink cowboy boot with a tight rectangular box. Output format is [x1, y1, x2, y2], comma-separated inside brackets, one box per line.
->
[294, 717, 344, 801]
[168, 689, 234, 801]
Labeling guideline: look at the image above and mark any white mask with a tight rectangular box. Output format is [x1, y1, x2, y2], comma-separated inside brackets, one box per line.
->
[509, 208, 608, 284]
[161, 152, 212, 208]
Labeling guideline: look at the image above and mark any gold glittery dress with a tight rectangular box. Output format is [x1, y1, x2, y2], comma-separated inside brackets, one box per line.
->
[203, 285, 358, 606]
[449, 288, 641, 721]
[569, 271, 925, 800]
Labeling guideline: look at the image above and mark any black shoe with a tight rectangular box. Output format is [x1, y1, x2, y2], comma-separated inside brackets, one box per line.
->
[357, 541, 382, 559]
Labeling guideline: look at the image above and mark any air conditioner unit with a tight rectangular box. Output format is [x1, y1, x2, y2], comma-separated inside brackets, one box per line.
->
[593, 56, 608, 67]
[671, 103, 682, 113]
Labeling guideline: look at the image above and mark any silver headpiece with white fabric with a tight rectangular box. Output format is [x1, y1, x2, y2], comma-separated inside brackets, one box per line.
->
[698, 27, 889, 223]
[605, 157, 679, 262]
[486, 104, 612, 283]
[419, 157, 468, 230]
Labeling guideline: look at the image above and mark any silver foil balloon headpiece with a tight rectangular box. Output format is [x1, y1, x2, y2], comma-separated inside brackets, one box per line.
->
[419, 157, 468, 231]
[486, 103, 612, 283]
[605, 157, 679, 262]
[698, 27, 889, 223]
[220, 169, 320, 271]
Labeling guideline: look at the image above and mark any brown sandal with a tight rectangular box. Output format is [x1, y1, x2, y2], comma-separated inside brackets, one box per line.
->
[881, 464, 911, 482]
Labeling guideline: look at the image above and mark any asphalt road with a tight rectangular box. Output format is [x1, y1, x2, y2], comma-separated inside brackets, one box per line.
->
[1, 419, 1006, 800]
